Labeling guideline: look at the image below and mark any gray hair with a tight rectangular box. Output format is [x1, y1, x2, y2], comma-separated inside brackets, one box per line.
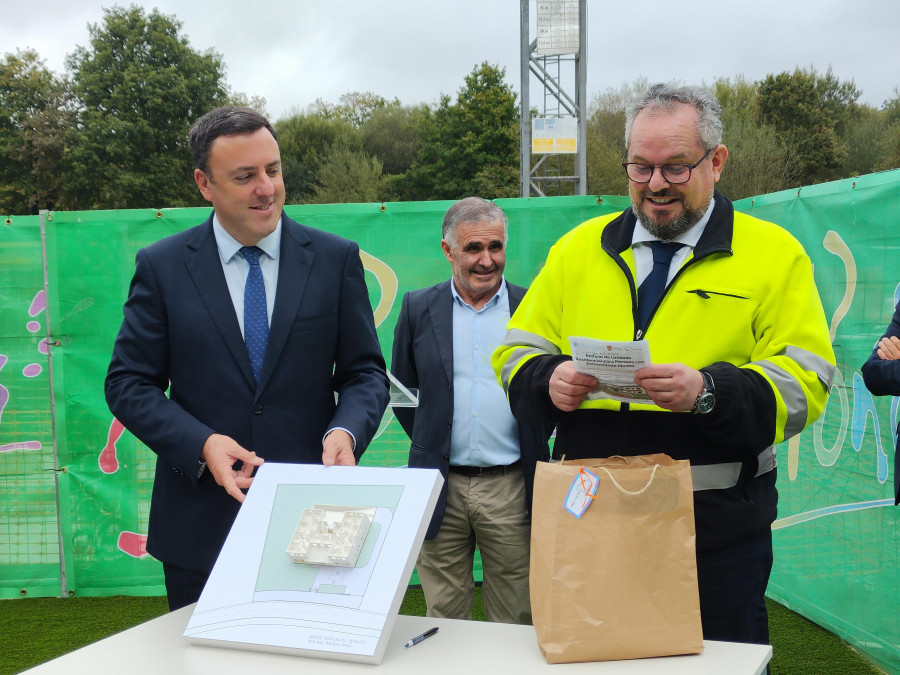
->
[189, 106, 278, 176]
[441, 197, 508, 249]
[624, 83, 723, 151]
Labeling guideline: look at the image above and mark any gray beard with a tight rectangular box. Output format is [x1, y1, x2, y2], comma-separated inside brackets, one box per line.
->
[633, 192, 712, 241]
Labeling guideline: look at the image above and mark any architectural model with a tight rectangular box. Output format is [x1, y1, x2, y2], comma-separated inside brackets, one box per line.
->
[286, 506, 372, 567]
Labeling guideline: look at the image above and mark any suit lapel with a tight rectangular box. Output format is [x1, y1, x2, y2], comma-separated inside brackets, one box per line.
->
[508, 282, 525, 313]
[427, 281, 455, 386]
[184, 219, 256, 389]
[257, 216, 313, 395]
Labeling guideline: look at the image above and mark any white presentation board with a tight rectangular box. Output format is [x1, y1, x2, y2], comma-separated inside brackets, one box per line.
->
[183, 463, 443, 665]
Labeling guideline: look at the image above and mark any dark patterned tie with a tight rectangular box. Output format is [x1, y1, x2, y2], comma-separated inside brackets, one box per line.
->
[240, 246, 269, 382]
[637, 241, 682, 330]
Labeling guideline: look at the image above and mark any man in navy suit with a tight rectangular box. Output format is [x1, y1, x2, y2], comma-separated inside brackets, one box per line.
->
[861, 300, 900, 506]
[105, 107, 389, 610]
[391, 198, 551, 624]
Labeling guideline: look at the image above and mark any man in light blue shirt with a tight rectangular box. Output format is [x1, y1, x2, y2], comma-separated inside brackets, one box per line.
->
[392, 198, 552, 624]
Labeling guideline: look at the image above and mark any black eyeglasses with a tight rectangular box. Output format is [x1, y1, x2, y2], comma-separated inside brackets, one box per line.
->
[622, 148, 713, 185]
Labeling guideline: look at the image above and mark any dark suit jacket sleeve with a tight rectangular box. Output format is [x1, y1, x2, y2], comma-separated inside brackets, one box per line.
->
[327, 241, 391, 458]
[105, 247, 215, 485]
[390, 291, 417, 439]
[861, 303, 900, 396]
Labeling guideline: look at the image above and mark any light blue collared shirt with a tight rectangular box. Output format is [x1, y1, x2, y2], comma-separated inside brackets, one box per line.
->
[212, 214, 281, 337]
[631, 198, 715, 287]
[449, 279, 521, 467]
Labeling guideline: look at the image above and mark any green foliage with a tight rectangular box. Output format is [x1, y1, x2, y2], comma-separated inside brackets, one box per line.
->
[0, 49, 75, 214]
[585, 83, 635, 196]
[404, 62, 519, 200]
[757, 67, 860, 186]
[884, 86, 900, 124]
[360, 104, 426, 175]
[311, 145, 390, 204]
[876, 120, 900, 171]
[714, 76, 797, 199]
[226, 89, 269, 119]
[306, 91, 400, 128]
[64, 5, 228, 209]
[873, 88, 900, 171]
[274, 112, 360, 203]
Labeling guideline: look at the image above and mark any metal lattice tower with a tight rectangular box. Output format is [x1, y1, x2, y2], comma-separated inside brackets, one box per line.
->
[519, 0, 587, 197]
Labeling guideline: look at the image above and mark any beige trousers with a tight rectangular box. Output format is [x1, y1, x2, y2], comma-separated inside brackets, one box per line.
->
[416, 466, 532, 625]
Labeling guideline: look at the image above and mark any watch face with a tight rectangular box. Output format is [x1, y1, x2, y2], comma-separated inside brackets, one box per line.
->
[696, 392, 715, 414]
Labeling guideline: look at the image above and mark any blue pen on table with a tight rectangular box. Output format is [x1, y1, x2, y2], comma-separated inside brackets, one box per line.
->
[404, 626, 439, 648]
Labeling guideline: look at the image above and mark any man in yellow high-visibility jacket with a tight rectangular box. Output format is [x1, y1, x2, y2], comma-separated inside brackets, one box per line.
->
[493, 83, 835, 646]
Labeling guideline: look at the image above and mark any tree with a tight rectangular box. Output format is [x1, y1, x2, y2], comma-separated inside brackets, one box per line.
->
[64, 5, 228, 209]
[274, 112, 359, 203]
[404, 62, 519, 200]
[714, 76, 796, 199]
[360, 103, 426, 176]
[884, 86, 900, 124]
[226, 89, 269, 119]
[304, 91, 400, 128]
[584, 80, 649, 197]
[0, 49, 75, 214]
[311, 146, 389, 204]
[875, 88, 900, 172]
[757, 67, 859, 185]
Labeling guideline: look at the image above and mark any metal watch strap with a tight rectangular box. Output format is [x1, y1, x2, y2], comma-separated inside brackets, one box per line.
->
[692, 371, 715, 414]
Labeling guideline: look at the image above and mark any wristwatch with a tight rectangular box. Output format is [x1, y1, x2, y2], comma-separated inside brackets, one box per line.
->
[692, 371, 716, 414]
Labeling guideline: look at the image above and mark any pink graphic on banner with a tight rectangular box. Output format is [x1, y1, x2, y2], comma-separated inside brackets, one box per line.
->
[117, 531, 149, 558]
[0, 289, 45, 449]
[99, 418, 125, 474]
[23, 364, 42, 377]
[21, 290, 48, 377]
[29, 289, 46, 317]
[0, 356, 6, 423]
[0, 441, 41, 453]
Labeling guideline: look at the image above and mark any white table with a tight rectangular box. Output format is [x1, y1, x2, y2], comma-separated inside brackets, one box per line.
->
[24, 606, 771, 674]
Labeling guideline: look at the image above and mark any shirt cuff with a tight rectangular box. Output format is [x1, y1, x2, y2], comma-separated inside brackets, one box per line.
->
[323, 427, 357, 450]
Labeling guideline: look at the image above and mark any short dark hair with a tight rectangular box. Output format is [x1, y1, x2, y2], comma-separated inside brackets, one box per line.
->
[189, 106, 278, 175]
[442, 197, 508, 249]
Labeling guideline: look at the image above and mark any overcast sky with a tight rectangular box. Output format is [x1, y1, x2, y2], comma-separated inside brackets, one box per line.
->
[2, 0, 897, 121]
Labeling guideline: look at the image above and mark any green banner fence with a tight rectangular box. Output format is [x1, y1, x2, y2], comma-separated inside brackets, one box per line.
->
[1, 173, 898, 672]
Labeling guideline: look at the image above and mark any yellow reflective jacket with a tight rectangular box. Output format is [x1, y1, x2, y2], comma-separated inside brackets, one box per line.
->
[492, 191, 836, 550]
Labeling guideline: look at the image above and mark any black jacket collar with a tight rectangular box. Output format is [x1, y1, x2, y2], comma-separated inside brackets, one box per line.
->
[601, 189, 735, 261]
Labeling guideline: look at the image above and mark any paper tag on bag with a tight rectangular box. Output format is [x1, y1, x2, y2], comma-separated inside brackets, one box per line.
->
[564, 468, 599, 518]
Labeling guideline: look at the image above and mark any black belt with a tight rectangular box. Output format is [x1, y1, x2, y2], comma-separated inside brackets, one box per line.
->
[448, 459, 521, 477]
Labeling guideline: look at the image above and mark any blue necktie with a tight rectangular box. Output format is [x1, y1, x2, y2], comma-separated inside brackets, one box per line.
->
[637, 241, 682, 330]
[240, 246, 269, 382]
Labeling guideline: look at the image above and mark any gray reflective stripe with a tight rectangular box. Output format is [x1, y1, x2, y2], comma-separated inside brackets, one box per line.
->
[691, 447, 776, 491]
[756, 446, 776, 477]
[784, 345, 837, 389]
[754, 359, 809, 439]
[498, 328, 561, 392]
[691, 462, 742, 491]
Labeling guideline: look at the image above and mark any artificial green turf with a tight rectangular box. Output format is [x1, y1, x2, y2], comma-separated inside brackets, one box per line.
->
[766, 600, 883, 674]
[0, 592, 883, 674]
[1, 596, 169, 674]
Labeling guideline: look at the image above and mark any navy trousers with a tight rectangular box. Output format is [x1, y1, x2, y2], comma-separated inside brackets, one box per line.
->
[162, 563, 210, 611]
[696, 527, 773, 645]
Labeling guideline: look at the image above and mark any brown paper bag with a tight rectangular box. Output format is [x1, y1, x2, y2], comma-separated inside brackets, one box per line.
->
[530, 453, 703, 663]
